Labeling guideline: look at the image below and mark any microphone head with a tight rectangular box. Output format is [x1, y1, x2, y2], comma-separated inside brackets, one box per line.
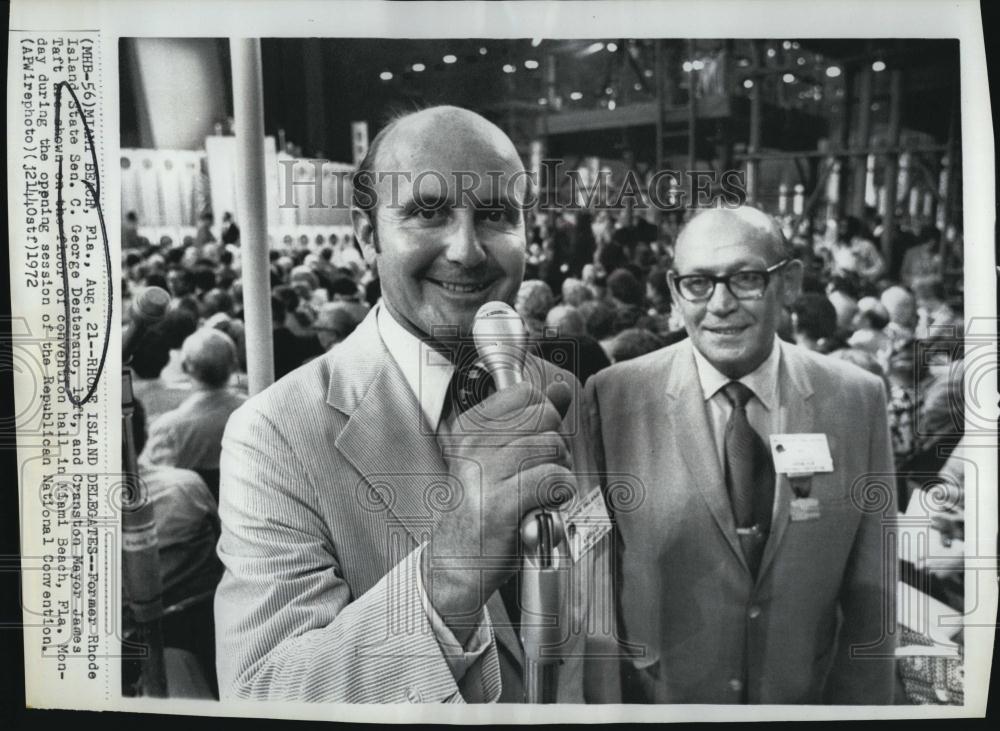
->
[472, 301, 528, 389]
[133, 286, 171, 323]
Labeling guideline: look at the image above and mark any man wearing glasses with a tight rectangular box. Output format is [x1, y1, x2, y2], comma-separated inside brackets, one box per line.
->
[585, 206, 896, 704]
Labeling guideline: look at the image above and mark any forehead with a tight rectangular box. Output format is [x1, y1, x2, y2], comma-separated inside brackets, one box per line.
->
[674, 214, 777, 272]
[376, 114, 525, 199]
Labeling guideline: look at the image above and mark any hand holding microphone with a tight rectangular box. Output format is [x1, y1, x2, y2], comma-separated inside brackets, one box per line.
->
[423, 302, 577, 645]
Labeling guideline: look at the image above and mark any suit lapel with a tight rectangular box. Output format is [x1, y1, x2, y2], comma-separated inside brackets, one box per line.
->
[757, 342, 816, 582]
[666, 343, 749, 573]
[329, 307, 524, 668]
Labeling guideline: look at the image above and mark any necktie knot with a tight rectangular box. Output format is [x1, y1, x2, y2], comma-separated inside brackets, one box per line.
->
[448, 362, 494, 415]
[722, 381, 754, 409]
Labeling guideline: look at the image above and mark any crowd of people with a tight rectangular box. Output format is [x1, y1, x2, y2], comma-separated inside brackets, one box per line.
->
[121, 197, 965, 702]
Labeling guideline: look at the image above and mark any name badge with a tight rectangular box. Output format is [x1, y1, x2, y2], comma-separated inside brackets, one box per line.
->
[564, 486, 612, 563]
[768, 433, 834, 475]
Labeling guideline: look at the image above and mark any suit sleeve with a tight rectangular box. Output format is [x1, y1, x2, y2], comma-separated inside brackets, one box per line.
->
[214, 402, 501, 703]
[824, 377, 898, 704]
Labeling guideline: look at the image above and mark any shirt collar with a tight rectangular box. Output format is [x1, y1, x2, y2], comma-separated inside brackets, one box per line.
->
[691, 336, 781, 412]
[376, 304, 455, 432]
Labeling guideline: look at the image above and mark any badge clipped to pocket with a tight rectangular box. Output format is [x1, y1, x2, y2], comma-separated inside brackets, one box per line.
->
[769, 434, 833, 522]
[563, 485, 612, 563]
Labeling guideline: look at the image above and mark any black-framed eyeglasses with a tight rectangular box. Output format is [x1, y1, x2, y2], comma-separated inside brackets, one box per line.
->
[670, 259, 790, 303]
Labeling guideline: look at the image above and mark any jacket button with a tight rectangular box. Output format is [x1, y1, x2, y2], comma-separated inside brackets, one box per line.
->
[729, 678, 743, 693]
[405, 687, 422, 703]
[748, 605, 762, 619]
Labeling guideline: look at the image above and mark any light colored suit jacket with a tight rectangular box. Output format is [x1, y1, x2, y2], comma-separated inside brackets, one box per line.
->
[215, 307, 620, 703]
[585, 338, 897, 704]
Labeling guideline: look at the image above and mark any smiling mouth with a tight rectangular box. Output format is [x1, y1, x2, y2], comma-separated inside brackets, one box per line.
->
[427, 278, 492, 294]
[705, 325, 749, 335]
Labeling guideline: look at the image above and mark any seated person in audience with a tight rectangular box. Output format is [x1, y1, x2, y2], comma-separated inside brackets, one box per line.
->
[579, 299, 617, 359]
[609, 327, 665, 363]
[132, 397, 224, 695]
[140, 328, 247, 500]
[311, 302, 362, 353]
[880, 285, 919, 350]
[790, 293, 843, 354]
[537, 304, 610, 384]
[913, 277, 962, 342]
[848, 296, 892, 370]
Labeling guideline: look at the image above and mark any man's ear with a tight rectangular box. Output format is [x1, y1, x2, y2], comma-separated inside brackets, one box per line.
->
[780, 259, 805, 306]
[352, 208, 379, 266]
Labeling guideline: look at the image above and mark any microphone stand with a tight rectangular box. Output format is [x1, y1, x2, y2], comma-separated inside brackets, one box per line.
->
[520, 509, 563, 703]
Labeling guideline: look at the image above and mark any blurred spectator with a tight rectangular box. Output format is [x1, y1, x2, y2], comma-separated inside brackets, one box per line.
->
[220, 211, 240, 245]
[312, 302, 362, 352]
[561, 277, 593, 308]
[515, 280, 555, 338]
[848, 296, 892, 368]
[610, 328, 665, 363]
[140, 328, 247, 499]
[881, 285, 919, 349]
[132, 397, 223, 697]
[913, 277, 962, 342]
[825, 216, 886, 282]
[791, 293, 843, 354]
[195, 212, 216, 245]
[579, 299, 617, 358]
[900, 225, 943, 289]
[536, 304, 610, 384]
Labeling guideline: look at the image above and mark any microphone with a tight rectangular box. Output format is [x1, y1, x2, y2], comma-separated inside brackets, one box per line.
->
[123, 286, 171, 361]
[471, 301, 528, 390]
[472, 301, 562, 703]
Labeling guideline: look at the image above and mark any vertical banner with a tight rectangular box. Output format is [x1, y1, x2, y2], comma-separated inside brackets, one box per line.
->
[351, 121, 369, 167]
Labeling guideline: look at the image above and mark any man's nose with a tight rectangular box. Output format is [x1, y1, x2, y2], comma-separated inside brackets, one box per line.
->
[706, 280, 738, 315]
[443, 211, 487, 268]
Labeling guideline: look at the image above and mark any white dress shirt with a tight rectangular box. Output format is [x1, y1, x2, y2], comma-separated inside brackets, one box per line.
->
[376, 305, 493, 685]
[690, 337, 782, 472]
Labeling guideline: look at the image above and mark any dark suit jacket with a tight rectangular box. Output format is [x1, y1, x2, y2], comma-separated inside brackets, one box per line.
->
[585, 338, 897, 704]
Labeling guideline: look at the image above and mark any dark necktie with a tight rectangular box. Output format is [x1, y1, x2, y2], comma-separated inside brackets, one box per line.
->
[721, 381, 775, 577]
[444, 364, 521, 628]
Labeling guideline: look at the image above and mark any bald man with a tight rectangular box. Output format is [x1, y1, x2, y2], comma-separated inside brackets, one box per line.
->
[585, 206, 897, 704]
[140, 327, 245, 498]
[216, 106, 619, 704]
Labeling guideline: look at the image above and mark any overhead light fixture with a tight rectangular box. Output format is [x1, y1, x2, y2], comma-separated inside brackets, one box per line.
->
[412, 63, 425, 72]
[682, 60, 693, 72]
[872, 60, 886, 72]
[608, 100, 616, 110]
[502, 64, 516, 73]
[479, 47, 488, 55]
[826, 66, 842, 78]
[524, 59, 539, 69]
[606, 42, 618, 52]
[691, 59, 705, 71]
[538, 97, 548, 105]
[743, 78, 754, 89]
[797, 57, 806, 65]
[584, 42, 604, 55]
[633, 82, 642, 91]
[531, 38, 542, 47]
[379, 71, 393, 81]
[570, 91, 583, 101]
[782, 73, 796, 83]
[644, 68, 654, 77]
[443, 54, 457, 64]
[766, 48, 777, 58]
[782, 40, 792, 50]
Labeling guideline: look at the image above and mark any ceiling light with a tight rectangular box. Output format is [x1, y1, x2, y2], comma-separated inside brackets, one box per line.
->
[479, 47, 488, 55]
[531, 38, 542, 47]
[691, 59, 705, 71]
[606, 42, 618, 52]
[411, 63, 425, 72]
[570, 91, 583, 101]
[503, 64, 516, 73]
[782, 73, 796, 83]
[379, 71, 393, 81]
[743, 78, 754, 89]
[608, 100, 616, 110]
[872, 60, 886, 72]
[826, 66, 841, 78]
[524, 59, 539, 69]
[443, 54, 457, 64]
